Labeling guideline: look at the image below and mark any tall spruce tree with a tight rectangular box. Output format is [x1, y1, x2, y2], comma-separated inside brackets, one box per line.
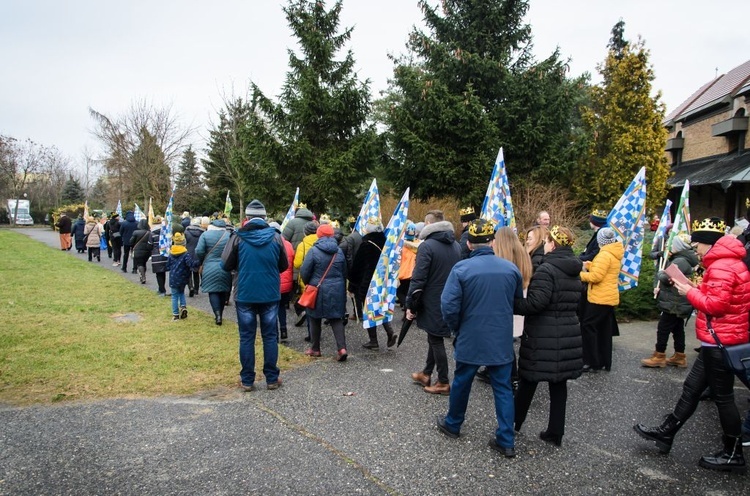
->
[573, 22, 669, 209]
[247, 0, 379, 214]
[61, 177, 85, 204]
[202, 99, 253, 215]
[174, 145, 206, 213]
[379, 0, 586, 204]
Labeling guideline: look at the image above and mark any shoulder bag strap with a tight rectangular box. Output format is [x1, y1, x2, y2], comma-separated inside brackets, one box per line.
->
[317, 252, 337, 286]
[205, 231, 227, 259]
[706, 316, 725, 349]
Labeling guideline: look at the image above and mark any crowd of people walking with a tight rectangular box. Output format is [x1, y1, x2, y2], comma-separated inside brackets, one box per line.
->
[51, 201, 750, 472]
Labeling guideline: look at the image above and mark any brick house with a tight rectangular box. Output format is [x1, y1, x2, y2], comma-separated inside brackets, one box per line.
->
[664, 59, 750, 226]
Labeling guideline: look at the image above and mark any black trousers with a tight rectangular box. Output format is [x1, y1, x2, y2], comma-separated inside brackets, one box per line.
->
[121, 245, 132, 270]
[111, 237, 122, 263]
[514, 378, 569, 437]
[673, 347, 742, 437]
[155, 272, 167, 294]
[581, 301, 615, 370]
[423, 333, 450, 384]
[655, 312, 686, 353]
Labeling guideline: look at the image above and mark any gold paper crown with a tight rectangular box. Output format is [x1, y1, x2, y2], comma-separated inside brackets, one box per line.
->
[331, 220, 340, 229]
[692, 217, 726, 233]
[347, 215, 356, 223]
[297, 202, 307, 209]
[320, 213, 331, 222]
[460, 206, 475, 216]
[468, 219, 496, 238]
[591, 209, 609, 218]
[367, 216, 382, 225]
[549, 225, 573, 247]
[746, 197, 750, 209]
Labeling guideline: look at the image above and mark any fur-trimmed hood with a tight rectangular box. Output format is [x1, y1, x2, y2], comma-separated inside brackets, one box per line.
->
[418, 220, 455, 242]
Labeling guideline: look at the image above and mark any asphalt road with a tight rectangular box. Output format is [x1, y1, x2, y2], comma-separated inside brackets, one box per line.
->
[1, 227, 748, 495]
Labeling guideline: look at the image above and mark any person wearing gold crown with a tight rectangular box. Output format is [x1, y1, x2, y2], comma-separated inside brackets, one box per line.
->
[282, 202, 314, 251]
[437, 219, 524, 458]
[458, 206, 477, 260]
[635, 217, 750, 473]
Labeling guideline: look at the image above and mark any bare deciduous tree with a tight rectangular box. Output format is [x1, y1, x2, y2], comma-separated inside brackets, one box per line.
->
[89, 99, 193, 208]
[0, 136, 56, 223]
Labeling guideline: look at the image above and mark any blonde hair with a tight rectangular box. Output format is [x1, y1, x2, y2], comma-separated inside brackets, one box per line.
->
[525, 225, 548, 255]
[494, 227, 533, 288]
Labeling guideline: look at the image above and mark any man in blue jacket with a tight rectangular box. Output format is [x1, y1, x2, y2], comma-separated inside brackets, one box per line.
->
[437, 219, 524, 458]
[221, 199, 289, 391]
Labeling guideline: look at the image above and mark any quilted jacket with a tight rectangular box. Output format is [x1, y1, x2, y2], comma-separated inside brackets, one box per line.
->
[688, 236, 750, 346]
[580, 241, 624, 306]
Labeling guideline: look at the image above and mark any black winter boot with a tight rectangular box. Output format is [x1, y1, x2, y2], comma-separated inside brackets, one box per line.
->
[214, 311, 222, 326]
[362, 328, 379, 349]
[634, 414, 683, 453]
[699, 435, 746, 474]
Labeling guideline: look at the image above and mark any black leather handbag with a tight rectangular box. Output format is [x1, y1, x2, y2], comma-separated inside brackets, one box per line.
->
[707, 317, 750, 389]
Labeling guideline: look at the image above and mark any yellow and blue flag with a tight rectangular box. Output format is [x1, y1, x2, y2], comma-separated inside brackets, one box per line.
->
[651, 199, 672, 266]
[480, 147, 516, 231]
[607, 167, 647, 291]
[280, 187, 299, 232]
[133, 203, 145, 222]
[224, 190, 232, 217]
[355, 179, 381, 235]
[363, 188, 410, 329]
[159, 187, 175, 256]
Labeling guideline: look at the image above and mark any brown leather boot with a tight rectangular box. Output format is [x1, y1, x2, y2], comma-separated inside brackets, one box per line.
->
[411, 371, 431, 387]
[641, 351, 666, 368]
[424, 382, 450, 395]
[665, 352, 687, 368]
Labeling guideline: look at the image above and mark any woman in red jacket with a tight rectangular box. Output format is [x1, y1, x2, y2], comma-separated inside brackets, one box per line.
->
[271, 221, 295, 342]
[635, 217, 750, 474]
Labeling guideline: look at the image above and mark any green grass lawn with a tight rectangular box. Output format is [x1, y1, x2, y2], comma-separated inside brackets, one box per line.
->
[0, 230, 306, 406]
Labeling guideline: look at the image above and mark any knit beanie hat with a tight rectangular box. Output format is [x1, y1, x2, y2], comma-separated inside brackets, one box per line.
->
[172, 232, 186, 246]
[304, 221, 319, 235]
[404, 222, 417, 241]
[460, 206, 477, 223]
[317, 224, 334, 238]
[590, 209, 609, 228]
[671, 233, 692, 253]
[245, 199, 266, 219]
[414, 222, 425, 237]
[596, 227, 618, 246]
[364, 217, 383, 234]
[467, 219, 495, 243]
[691, 217, 726, 245]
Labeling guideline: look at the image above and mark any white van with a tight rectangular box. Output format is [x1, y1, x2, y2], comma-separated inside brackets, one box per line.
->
[7, 199, 33, 225]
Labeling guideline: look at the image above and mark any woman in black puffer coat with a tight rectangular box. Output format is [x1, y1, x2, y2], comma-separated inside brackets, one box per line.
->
[347, 218, 396, 349]
[525, 225, 548, 270]
[513, 226, 583, 447]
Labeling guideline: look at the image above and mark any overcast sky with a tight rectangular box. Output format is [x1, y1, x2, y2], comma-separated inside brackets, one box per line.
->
[1, 0, 746, 171]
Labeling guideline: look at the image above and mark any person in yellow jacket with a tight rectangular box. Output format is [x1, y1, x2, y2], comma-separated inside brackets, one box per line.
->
[397, 222, 420, 310]
[579, 227, 624, 372]
[293, 221, 319, 336]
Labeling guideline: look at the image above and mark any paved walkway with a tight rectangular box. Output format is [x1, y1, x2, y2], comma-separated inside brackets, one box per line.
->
[1, 227, 748, 495]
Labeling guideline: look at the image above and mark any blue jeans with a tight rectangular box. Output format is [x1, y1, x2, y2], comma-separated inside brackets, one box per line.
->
[236, 302, 280, 387]
[171, 288, 186, 315]
[445, 361, 515, 449]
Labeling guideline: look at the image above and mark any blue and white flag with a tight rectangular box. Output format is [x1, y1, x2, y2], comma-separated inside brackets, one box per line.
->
[133, 203, 145, 222]
[607, 167, 647, 292]
[651, 199, 672, 266]
[480, 147, 516, 231]
[116, 200, 122, 218]
[280, 187, 299, 232]
[159, 187, 175, 256]
[354, 179, 381, 235]
[363, 188, 410, 329]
